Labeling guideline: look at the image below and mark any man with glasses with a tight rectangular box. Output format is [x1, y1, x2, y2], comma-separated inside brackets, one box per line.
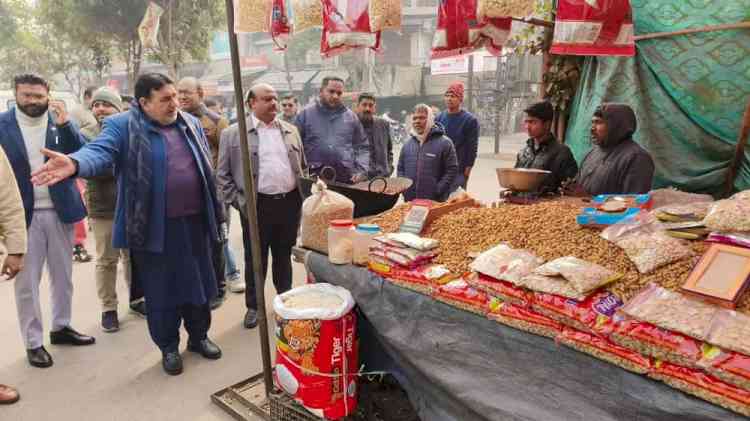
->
[280, 94, 299, 124]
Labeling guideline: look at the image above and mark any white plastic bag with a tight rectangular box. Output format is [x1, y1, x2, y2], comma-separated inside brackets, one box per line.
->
[274, 283, 355, 320]
[470, 243, 544, 284]
[300, 180, 354, 253]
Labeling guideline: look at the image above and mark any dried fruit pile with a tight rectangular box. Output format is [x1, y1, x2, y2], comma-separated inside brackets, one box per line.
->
[397, 200, 721, 309]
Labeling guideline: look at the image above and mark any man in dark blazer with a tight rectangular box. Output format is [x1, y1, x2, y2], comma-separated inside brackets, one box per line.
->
[0, 74, 94, 369]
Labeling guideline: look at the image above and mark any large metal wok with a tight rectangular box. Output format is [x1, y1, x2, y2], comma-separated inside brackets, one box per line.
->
[300, 166, 413, 218]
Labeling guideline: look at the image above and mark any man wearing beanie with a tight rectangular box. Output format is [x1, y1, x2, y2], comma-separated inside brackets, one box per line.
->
[81, 88, 141, 332]
[436, 82, 479, 191]
[514, 101, 578, 194]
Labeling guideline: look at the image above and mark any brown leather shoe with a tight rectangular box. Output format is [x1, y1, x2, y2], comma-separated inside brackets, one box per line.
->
[0, 384, 19, 405]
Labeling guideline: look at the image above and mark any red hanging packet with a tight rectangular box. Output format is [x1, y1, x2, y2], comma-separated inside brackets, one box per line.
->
[270, 0, 292, 50]
[551, 0, 635, 56]
[431, 0, 512, 59]
[321, 0, 381, 58]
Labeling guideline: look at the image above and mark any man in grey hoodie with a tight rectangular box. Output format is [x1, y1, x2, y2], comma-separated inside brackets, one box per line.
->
[575, 103, 655, 196]
[295, 76, 369, 184]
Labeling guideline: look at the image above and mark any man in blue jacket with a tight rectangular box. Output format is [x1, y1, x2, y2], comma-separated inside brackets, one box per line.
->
[398, 104, 458, 202]
[436, 82, 479, 191]
[0, 74, 95, 369]
[295, 76, 369, 184]
[30, 73, 225, 376]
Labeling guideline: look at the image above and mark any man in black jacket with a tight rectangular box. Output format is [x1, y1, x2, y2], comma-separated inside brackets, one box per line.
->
[356, 93, 393, 178]
[514, 101, 578, 194]
[575, 103, 655, 196]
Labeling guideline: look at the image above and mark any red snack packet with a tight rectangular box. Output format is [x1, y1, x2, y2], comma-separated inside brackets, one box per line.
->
[433, 279, 490, 316]
[551, 0, 635, 57]
[369, 261, 455, 295]
[431, 0, 512, 59]
[610, 318, 705, 368]
[270, 0, 292, 50]
[532, 290, 623, 336]
[468, 273, 533, 307]
[488, 299, 563, 339]
[321, 0, 381, 58]
[651, 361, 750, 417]
[558, 328, 652, 374]
[701, 347, 750, 392]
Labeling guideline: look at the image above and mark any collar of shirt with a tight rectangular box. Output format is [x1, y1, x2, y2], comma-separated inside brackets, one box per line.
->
[251, 113, 278, 130]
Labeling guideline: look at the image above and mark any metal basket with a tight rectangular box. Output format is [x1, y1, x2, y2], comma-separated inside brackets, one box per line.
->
[269, 392, 322, 421]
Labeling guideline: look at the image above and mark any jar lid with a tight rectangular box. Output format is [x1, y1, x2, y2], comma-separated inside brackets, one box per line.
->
[330, 219, 353, 228]
[356, 224, 381, 233]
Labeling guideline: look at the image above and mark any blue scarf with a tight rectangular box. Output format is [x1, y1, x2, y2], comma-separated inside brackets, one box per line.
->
[126, 107, 154, 249]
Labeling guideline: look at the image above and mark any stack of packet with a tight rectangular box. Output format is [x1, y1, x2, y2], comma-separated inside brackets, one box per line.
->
[368, 233, 452, 294]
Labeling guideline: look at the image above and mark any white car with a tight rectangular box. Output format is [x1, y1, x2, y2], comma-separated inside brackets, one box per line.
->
[0, 90, 80, 113]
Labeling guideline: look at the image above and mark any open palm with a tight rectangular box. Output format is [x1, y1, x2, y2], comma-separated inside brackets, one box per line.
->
[30, 148, 77, 186]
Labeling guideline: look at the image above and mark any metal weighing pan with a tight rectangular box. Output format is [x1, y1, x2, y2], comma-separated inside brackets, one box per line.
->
[299, 166, 412, 218]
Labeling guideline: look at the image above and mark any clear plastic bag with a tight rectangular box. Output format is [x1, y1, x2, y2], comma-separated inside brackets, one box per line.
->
[300, 180, 354, 254]
[704, 197, 750, 232]
[291, 0, 323, 33]
[369, 0, 401, 32]
[707, 310, 750, 357]
[534, 256, 621, 294]
[519, 274, 588, 301]
[469, 243, 543, 284]
[477, 0, 536, 19]
[650, 187, 713, 210]
[619, 283, 719, 341]
[601, 214, 693, 274]
[321, 0, 380, 58]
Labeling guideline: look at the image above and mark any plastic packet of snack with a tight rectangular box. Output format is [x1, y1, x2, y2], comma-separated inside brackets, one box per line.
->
[558, 328, 652, 375]
[707, 310, 750, 357]
[520, 274, 587, 301]
[610, 317, 704, 369]
[704, 198, 750, 232]
[619, 283, 718, 341]
[234, 0, 272, 33]
[470, 244, 543, 285]
[433, 279, 489, 316]
[368, 0, 401, 32]
[534, 256, 621, 294]
[477, 0, 536, 19]
[706, 232, 750, 249]
[291, 0, 323, 33]
[532, 291, 623, 336]
[700, 346, 750, 392]
[468, 273, 532, 307]
[487, 299, 563, 339]
[321, 0, 380, 58]
[381, 232, 439, 251]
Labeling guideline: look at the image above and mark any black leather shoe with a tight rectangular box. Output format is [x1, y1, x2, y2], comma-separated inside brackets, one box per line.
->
[162, 351, 183, 376]
[187, 338, 222, 360]
[243, 309, 258, 329]
[50, 326, 96, 346]
[26, 346, 53, 368]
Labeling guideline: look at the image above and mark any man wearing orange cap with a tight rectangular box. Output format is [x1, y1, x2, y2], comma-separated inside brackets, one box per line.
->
[436, 82, 479, 191]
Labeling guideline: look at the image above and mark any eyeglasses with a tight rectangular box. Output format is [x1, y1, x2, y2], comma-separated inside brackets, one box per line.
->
[281, 104, 294, 108]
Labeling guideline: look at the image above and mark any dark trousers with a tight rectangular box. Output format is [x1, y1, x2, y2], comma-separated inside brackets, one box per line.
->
[240, 191, 302, 310]
[147, 304, 211, 353]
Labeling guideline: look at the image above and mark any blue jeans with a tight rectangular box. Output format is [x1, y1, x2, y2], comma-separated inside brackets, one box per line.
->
[224, 207, 240, 280]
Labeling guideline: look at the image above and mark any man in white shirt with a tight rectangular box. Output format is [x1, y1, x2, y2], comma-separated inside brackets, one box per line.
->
[216, 83, 307, 329]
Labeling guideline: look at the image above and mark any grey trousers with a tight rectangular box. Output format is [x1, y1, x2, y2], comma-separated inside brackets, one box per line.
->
[14, 209, 75, 349]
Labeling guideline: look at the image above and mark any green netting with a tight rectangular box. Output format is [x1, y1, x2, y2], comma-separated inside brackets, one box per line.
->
[565, 0, 750, 196]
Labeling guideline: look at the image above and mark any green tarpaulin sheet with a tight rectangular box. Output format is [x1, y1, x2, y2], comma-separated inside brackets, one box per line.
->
[565, 1, 750, 196]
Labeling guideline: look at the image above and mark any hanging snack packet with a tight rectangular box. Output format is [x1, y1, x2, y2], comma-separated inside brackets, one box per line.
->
[432, 0, 512, 58]
[551, 0, 634, 57]
[271, 0, 292, 49]
[477, 0, 536, 19]
[291, 0, 323, 33]
[234, 0, 271, 33]
[534, 256, 621, 294]
[321, 0, 380, 58]
[369, 0, 401, 32]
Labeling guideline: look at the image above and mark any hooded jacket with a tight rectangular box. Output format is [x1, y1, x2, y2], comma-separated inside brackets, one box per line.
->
[398, 123, 458, 202]
[294, 100, 369, 183]
[577, 103, 655, 196]
[515, 132, 578, 194]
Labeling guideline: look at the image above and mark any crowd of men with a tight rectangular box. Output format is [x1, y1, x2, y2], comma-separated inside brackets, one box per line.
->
[0, 69, 655, 402]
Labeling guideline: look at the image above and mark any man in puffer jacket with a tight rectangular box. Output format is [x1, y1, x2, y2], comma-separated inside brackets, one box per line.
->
[397, 104, 458, 202]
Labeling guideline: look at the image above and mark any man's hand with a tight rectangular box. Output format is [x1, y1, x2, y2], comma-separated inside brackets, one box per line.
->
[31, 148, 77, 186]
[49, 100, 70, 126]
[1, 254, 24, 280]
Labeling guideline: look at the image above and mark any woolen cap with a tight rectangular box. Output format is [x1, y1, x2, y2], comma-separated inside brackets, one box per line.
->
[90, 87, 123, 112]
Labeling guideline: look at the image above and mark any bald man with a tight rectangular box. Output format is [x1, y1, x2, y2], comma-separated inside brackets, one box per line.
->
[216, 84, 307, 329]
[177, 77, 242, 303]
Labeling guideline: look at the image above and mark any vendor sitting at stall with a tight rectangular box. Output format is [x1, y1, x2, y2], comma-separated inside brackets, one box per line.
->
[397, 104, 458, 202]
[514, 101, 578, 194]
[574, 103, 655, 196]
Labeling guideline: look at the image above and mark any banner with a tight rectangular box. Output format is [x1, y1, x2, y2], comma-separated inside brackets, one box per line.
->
[551, 0, 635, 57]
[138, 2, 164, 50]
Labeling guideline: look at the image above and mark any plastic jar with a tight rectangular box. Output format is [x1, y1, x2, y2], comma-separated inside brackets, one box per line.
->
[328, 219, 354, 265]
[353, 224, 381, 266]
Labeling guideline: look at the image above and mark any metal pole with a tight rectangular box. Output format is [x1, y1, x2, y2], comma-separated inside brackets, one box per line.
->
[494, 56, 502, 154]
[224, 0, 274, 396]
[467, 54, 474, 113]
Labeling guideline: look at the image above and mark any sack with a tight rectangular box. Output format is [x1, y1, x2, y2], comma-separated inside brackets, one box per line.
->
[291, 0, 323, 33]
[274, 284, 358, 419]
[300, 180, 354, 254]
[651, 361, 750, 417]
[610, 318, 704, 369]
[558, 328, 652, 374]
[534, 256, 621, 294]
[321, 0, 380, 58]
[488, 299, 563, 339]
[470, 244, 543, 285]
[532, 290, 623, 336]
[551, 0, 634, 57]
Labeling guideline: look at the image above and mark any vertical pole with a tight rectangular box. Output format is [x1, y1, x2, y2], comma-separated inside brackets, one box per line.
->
[224, 0, 274, 396]
[467, 54, 474, 113]
[494, 56, 502, 154]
